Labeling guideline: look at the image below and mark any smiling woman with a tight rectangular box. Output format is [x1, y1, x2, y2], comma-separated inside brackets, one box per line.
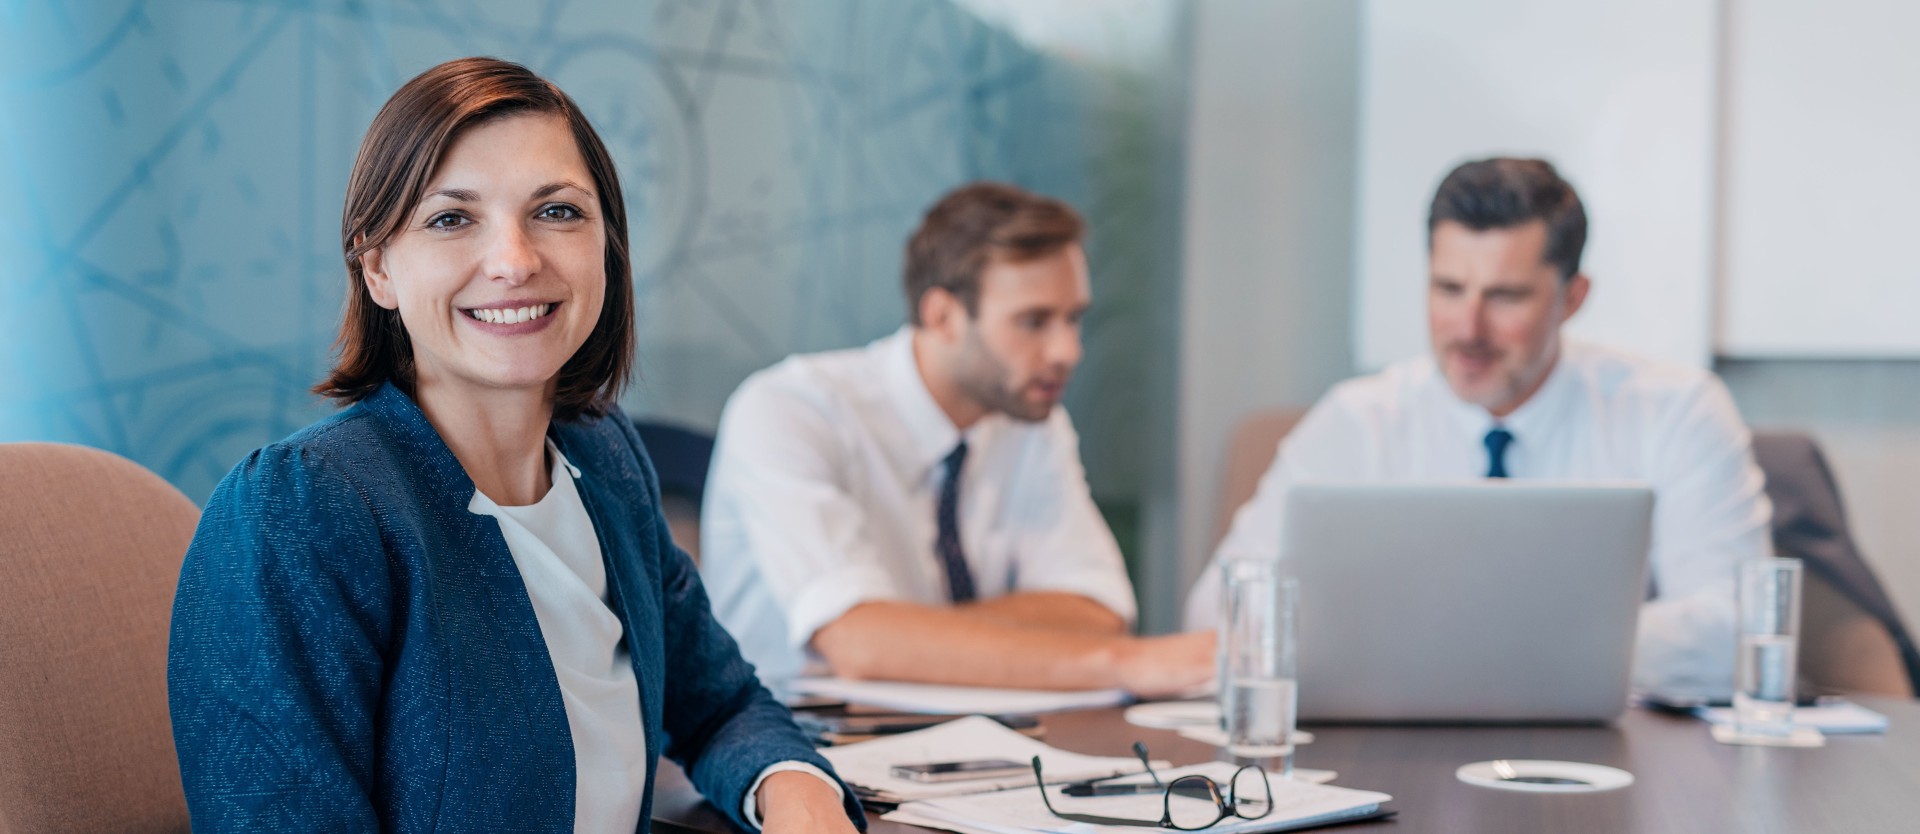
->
[165, 58, 865, 834]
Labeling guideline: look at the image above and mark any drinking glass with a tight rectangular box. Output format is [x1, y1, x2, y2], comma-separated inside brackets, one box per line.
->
[1735, 557, 1803, 737]
[1218, 559, 1298, 775]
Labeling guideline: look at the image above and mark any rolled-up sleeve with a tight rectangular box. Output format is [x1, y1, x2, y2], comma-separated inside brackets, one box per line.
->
[705, 376, 908, 651]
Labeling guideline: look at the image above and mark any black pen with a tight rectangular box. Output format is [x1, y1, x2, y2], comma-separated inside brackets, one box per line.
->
[1060, 782, 1213, 799]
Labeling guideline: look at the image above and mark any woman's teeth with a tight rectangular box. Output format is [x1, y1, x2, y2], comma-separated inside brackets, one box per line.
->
[467, 303, 552, 325]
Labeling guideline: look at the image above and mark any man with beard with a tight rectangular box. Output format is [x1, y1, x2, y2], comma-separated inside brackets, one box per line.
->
[703, 182, 1213, 694]
[1188, 158, 1771, 698]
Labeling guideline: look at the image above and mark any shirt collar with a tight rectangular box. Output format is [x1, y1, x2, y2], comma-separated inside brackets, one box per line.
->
[1427, 343, 1577, 442]
[878, 326, 968, 483]
[1494, 344, 1576, 440]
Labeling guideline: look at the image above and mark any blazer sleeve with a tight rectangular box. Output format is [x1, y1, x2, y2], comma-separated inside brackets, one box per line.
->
[630, 422, 867, 832]
[167, 444, 391, 833]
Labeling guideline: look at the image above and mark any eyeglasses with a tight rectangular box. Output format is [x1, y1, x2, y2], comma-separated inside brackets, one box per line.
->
[1030, 743, 1274, 830]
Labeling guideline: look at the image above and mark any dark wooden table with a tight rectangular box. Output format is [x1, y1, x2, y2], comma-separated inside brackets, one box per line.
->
[652, 696, 1920, 834]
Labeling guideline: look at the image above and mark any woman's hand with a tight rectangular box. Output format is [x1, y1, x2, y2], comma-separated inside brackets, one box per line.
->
[755, 770, 860, 834]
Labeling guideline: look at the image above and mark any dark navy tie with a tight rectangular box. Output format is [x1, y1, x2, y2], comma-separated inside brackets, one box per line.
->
[935, 440, 977, 603]
[1484, 427, 1514, 479]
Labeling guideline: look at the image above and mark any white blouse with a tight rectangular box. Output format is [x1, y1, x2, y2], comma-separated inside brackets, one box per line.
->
[471, 443, 648, 834]
[471, 442, 835, 832]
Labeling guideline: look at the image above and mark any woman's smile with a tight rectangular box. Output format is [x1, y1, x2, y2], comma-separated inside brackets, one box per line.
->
[461, 300, 562, 334]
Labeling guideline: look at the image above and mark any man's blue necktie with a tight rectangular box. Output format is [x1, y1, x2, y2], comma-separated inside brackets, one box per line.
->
[1484, 427, 1514, 479]
[935, 440, 977, 603]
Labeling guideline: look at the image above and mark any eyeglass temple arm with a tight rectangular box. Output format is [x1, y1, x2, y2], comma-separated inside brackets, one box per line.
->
[1032, 759, 1168, 829]
[1031, 759, 1057, 811]
[1132, 741, 1163, 787]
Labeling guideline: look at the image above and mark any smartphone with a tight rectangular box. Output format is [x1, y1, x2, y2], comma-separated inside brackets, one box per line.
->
[796, 714, 952, 735]
[797, 712, 1040, 738]
[889, 758, 1029, 783]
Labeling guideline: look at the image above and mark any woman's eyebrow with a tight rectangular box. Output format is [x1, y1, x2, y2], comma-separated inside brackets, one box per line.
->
[533, 180, 591, 200]
[424, 188, 479, 203]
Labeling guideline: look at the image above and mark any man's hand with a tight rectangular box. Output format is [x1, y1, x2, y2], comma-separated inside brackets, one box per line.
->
[1115, 630, 1217, 699]
[756, 771, 858, 834]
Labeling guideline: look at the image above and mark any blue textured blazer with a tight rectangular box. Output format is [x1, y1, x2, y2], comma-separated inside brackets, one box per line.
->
[167, 382, 863, 833]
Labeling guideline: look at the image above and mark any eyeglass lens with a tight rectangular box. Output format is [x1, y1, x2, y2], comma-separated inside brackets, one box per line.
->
[1230, 766, 1274, 820]
[1165, 775, 1227, 830]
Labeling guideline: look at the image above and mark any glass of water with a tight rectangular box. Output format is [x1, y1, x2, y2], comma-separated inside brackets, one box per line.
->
[1735, 557, 1803, 737]
[1219, 560, 1298, 775]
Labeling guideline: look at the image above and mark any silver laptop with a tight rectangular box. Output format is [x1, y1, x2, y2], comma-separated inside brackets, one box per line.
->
[1283, 482, 1653, 723]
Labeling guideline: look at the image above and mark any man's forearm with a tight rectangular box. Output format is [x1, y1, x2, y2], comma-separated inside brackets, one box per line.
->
[958, 591, 1127, 635]
[810, 601, 1210, 695]
[812, 601, 1126, 689]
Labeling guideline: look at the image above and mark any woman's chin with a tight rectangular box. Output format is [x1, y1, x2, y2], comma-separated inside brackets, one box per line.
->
[421, 364, 568, 399]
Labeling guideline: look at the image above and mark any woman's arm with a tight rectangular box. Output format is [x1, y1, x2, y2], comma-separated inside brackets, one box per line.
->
[655, 532, 865, 832]
[167, 446, 391, 832]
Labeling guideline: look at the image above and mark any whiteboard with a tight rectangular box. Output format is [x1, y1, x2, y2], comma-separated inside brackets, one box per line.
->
[1354, 0, 1719, 370]
[1718, 0, 1920, 357]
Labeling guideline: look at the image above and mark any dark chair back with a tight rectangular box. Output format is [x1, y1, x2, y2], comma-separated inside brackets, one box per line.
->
[634, 421, 717, 563]
[1752, 431, 1919, 697]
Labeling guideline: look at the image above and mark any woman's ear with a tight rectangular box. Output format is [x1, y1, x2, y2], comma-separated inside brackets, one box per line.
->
[359, 241, 400, 310]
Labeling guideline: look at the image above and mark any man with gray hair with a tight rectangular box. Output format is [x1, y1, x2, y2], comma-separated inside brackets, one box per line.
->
[1190, 158, 1771, 698]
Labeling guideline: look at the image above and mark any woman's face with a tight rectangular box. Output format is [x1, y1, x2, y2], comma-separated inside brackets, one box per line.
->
[360, 112, 607, 403]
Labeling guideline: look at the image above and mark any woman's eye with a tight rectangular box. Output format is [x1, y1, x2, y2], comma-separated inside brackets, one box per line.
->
[425, 212, 467, 230]
[538, 204, 582, 221]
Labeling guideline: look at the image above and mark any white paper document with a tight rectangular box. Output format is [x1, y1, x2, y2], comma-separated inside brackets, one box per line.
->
[1693, 700, 1888, 734]
[886, 761, 1392, 834]
[790, 677, 1130, 715]
[820, 715, 1162, 802]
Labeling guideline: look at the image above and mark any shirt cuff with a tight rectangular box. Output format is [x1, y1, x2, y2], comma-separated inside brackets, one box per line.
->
[742, 761, 845, 830]
[785, 565, 903, 650]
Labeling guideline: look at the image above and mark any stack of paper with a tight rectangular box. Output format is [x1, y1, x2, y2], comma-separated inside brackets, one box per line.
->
[887, 761, 1392, 834]
[820, 716, 1165, 803]
[789, 677, 1130, 715]
[1693, 700, 1889, 734]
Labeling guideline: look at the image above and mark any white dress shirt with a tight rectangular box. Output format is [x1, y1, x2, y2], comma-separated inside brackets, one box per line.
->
[471, 442, 835, 832]
[701, 326, 1139, 684]
[1187, 341, 1772, 698]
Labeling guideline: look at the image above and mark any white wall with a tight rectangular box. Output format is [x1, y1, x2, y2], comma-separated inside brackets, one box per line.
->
[1718, 0, 1920, 357]
[1165, 0, 1360, 629]
[1353, 0, 1720, 371]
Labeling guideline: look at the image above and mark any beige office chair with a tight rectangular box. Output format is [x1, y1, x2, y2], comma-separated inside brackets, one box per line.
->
[1213, 407, 1310, 548]
[0, 443, 196, 833]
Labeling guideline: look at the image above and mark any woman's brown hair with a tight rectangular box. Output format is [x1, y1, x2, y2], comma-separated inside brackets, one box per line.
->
[315, 56, 632, 421]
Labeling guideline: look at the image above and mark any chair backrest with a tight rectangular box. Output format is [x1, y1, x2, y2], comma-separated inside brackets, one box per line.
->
[0, 443, 197, 833]
[634, 421, 717, 563]
[1751, 431, 1919, 697]
[1214, 407, 1310, 549]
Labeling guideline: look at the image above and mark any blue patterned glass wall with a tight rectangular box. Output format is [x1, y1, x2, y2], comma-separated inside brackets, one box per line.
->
[1, 1, 1188, 517]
